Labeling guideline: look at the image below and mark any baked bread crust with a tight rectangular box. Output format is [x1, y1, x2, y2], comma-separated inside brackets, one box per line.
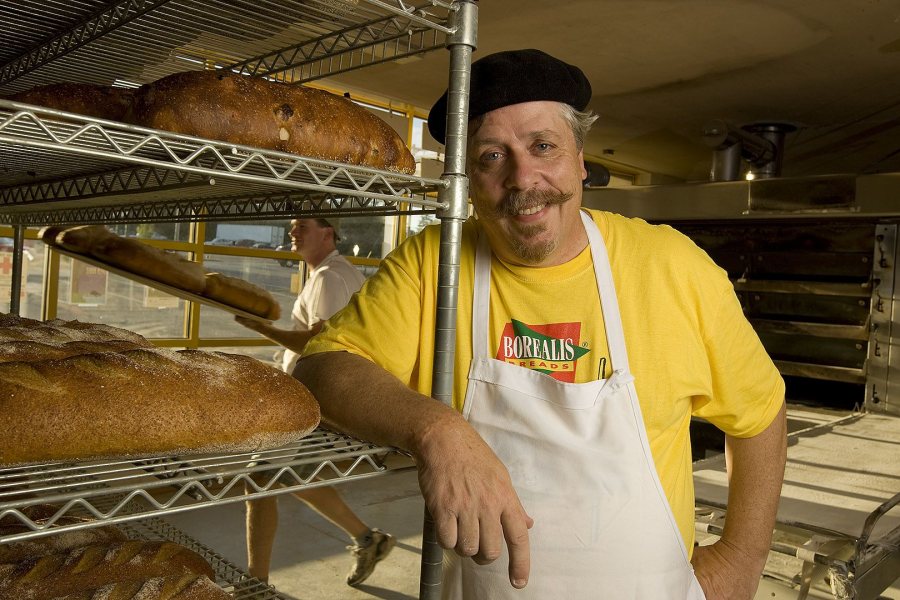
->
[203, 272, 281, 320]
[8, 71, 416, 173]
[90, 235, 207, 295]
[46, 573, 231, 599]
[0, 315, 320, 466]
[42, 226, 279, 319]
[130, 70, 416, 173]
[52, 225, 114, 254]
[6, 82, 135, 122]
[0, 541, 216, 598]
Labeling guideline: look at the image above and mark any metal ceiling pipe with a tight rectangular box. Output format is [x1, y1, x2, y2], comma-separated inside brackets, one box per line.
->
[710, 142, 742, 182]
[744, 123, 797, 179]
[703, 119, 776, 182]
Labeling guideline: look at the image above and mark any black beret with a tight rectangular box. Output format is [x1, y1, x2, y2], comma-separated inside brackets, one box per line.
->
[427, 48, 592, 144]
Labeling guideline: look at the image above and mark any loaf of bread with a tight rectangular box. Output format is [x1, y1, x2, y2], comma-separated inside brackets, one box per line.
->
[0, 541, 216, 598]
[90, 235, 207, 295]
[5, 82, 135, 122]
[0, 504, 128, 564]
[203, 272, 281, 320]
[45, 225, 207, 295]
[0, 523, 128, 564]
[51, 225, 114, 254]
[130, 70, 416, 173]
[0, 347, 320, 465]
[0, 314, 320, 466]
[0, 314, 151, 347]
[41, 226, 278, 319]
[9, 70, 416, 173]
[48, 573, 231, 599]
[0, 339, 150, 363]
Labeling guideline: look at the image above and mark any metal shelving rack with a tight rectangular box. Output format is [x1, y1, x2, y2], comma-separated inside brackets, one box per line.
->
[0, 1, 478, 598]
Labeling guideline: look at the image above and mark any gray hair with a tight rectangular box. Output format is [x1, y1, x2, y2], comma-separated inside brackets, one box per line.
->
[467, 102, 598, 151]
[558, 103, 598, 150]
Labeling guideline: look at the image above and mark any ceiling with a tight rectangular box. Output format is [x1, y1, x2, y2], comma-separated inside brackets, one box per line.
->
[327, 0, 900, 184]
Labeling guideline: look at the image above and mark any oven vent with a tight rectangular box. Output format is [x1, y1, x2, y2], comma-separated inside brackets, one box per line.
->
[703, 120, 796, 182]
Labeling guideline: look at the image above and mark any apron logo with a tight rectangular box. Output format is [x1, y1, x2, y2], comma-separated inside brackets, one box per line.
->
[497, 319, 590, 382]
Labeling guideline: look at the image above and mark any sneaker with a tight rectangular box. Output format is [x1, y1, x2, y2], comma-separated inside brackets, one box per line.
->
[346, 528, 396, 586]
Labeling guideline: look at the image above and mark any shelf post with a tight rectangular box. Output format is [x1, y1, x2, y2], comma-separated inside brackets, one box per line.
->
[8, 224, 25, 315]
[420, 1, 478, 599]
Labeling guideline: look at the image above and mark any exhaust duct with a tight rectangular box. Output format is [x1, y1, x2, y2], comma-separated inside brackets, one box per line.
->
[703, 120, 796, 181]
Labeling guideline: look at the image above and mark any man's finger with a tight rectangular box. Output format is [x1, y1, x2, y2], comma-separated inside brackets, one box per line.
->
[472, 514, 503, 565]
[501, 509, 531, 588]
[433, 508, 459, 551]
[454, 512, 480, 557]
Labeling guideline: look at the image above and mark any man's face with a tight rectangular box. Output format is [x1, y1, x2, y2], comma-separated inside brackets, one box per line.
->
[467, 101, 587, 267]
[289, 218, 329, 260]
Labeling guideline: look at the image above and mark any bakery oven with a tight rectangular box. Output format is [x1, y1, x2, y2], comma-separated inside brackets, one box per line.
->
[583, 173, 900, 420]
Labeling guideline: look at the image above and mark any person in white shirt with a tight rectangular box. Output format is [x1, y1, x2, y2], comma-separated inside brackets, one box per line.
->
[236, 217, 394, 587]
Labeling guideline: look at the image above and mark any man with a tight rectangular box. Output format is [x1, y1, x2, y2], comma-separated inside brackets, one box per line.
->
[296, 49, 787, 599]
[235, 217, 395, 587]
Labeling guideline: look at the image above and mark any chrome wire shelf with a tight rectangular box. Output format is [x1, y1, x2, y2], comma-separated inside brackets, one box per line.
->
[123, 516, 287, 599]
[0, 102, 446, 225]
[0, 428, 414, 543]
[0, 0, 456, 93]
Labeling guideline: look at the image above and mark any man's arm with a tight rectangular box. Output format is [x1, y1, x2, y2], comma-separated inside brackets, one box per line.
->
[692, 400, 787, 600]
[294, 351, 534, 588]
[234, 316, 322, 354]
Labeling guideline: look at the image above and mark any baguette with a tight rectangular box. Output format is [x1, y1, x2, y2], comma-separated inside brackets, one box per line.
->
[131, 70, 416, 173]
[46, 573, 231, 600]
[53, 225, 115, 254]
[0, 541, 214, 598]
[38, 225, 68, 246]
[90, 235, 207, 295]
[0, 346, 320, 466]
[203, 272, 280, 320]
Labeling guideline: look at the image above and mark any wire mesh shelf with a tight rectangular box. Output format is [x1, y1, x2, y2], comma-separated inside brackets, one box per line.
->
[0, 102, 446, 224]
[0, 428, 414, 543]
[122, 516, 288, 599]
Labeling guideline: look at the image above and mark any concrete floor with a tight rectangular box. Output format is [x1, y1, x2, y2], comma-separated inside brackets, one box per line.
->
[164, 455, 900, 600]
[166, 464, 426, 600]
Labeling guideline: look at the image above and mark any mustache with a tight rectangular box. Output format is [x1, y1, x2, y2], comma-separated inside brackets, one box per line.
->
[493, 188, 574, 217]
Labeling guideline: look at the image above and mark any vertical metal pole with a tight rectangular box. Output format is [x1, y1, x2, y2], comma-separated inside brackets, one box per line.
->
[420, 2, 477, 599]
[9, 225, 25, 315]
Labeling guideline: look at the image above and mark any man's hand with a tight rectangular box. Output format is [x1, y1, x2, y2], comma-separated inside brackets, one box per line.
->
[415, 417, 534, 588]
[692, 539, 766, 600]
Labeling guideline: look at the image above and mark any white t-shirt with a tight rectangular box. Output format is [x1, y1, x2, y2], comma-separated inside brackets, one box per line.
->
[282, 250, 366, 373]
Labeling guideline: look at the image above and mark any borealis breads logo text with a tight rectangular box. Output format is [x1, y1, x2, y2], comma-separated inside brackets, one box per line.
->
[496, 319, 590, 383]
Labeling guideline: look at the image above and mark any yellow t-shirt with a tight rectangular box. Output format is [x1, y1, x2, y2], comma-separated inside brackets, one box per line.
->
[305, 208, 785, 551]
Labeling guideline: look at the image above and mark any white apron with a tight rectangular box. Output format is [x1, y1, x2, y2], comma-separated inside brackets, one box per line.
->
[443, 211, 706, 599]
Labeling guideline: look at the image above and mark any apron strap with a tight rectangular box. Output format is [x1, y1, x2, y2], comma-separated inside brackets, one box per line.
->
[473, 231, 492, 360]
[472, 210, 631, 374]
[580, 210, 630, 374]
